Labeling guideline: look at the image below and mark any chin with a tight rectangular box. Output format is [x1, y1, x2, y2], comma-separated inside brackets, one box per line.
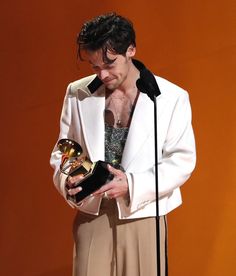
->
[106, 79, 122, 90]
[105, 83, 118, 90]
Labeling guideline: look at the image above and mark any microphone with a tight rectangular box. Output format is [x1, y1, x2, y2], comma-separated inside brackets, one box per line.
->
[136, 68, 161, 101]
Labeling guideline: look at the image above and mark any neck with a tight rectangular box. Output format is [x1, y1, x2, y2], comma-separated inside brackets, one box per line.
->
[122, 62, 140, 93]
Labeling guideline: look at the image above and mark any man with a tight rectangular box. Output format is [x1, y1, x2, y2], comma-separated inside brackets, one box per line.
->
[50, 12, 196, 276]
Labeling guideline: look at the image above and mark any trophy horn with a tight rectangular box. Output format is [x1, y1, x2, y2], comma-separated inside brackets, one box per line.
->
[57, 139, 83, 172]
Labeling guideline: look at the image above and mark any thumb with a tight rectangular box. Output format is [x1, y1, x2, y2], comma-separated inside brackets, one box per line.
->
[107, 164, 120, 176]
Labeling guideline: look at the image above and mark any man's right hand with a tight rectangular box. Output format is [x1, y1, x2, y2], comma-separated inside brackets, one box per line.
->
[66, 174, 84, 196]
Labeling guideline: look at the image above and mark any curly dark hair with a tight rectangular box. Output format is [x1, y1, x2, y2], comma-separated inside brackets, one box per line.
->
[77, 12, 136, 64]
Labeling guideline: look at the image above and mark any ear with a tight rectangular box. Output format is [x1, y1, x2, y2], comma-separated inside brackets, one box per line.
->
[126, 45, 136, 58]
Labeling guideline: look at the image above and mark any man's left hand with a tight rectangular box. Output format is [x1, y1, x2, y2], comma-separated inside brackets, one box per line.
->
[93, 164, 129, 199]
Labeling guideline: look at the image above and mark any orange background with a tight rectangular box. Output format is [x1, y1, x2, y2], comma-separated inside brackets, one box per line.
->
[1, 1, 236, 275]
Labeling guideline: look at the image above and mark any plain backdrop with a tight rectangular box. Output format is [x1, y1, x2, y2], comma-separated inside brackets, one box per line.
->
[1, 0, 236, 275]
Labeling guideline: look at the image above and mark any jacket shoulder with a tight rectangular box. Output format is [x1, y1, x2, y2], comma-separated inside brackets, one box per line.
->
[155, 76, 189, 99]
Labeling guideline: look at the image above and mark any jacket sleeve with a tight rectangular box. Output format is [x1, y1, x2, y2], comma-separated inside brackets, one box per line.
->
[127, 91, 196, 213]
[49, 84, 78, 208]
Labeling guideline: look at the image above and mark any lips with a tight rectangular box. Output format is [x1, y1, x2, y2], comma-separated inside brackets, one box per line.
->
[103, 79, 113, 84]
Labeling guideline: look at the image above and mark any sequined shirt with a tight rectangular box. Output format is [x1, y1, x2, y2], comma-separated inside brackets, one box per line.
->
[105, 123, 129, 169]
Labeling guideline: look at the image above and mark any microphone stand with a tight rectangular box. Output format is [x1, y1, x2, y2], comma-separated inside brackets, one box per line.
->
[149, 86, 161, 276]
[153, 94, 161, 276]
[135, 60, 162, 276]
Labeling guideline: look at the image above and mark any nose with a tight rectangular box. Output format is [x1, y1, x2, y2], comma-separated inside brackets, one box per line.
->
[98, 69, 109, 81]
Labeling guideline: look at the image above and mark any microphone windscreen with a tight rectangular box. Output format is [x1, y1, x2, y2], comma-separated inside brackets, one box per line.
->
[136, 68, 161, 101]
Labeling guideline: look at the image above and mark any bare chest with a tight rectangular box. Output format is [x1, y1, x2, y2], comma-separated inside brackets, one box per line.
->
[105, 92, 139, 128]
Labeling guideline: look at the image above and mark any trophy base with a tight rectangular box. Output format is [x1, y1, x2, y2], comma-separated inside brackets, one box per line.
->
[66, 160, 112, 203]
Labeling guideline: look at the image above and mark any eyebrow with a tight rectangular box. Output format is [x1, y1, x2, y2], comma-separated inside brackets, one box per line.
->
[89, 60, 115, 68]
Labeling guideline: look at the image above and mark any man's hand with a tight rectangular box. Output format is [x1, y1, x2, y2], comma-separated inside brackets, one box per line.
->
[66, 174, 84, 196]
[93, 164, 128, 199]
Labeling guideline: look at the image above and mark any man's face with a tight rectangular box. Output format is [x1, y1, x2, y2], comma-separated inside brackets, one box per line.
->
[84, 47, 135, 90]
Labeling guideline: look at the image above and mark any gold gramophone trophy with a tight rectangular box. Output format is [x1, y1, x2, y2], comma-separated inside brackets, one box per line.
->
[57, 138, 112, 203]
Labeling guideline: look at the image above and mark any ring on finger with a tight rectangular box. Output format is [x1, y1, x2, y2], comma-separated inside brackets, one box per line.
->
[104, 191, 110, 200]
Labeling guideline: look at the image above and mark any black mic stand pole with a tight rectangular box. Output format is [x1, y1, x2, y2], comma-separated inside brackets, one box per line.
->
[153, 94, 161, 276]
[135, 60, 163, 276]
[142, 85, 161, 276]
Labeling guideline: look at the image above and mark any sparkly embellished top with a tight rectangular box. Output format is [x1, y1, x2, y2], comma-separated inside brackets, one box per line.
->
[105, 124, 129, 169]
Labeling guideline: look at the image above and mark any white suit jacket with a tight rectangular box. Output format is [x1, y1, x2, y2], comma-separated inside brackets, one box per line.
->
[50, 72, 196, 219]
